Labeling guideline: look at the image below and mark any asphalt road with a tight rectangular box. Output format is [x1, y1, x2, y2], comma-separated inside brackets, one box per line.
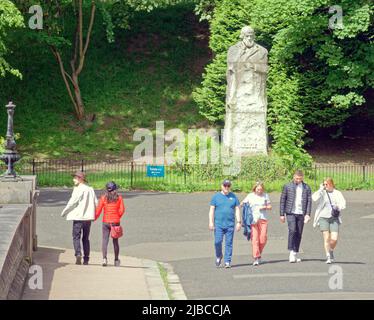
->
[36, 188, 374, 299]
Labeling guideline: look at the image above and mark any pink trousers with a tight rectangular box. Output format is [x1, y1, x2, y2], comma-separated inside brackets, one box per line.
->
[250, 219, 268, 259]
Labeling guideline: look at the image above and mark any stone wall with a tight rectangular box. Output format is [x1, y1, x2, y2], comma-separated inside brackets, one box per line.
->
[0, 176, 38, 300]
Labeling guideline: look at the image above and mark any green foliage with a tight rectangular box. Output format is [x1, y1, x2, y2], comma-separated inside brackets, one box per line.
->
[0, 136, 4, 154]
[0, 3, 207, 159]
[192, 0, 252, 122]
[267, 65, 313, 169]
[193, 0, 218, 22]
[193, 0, 373, 168]
[124, 0, 193, 11]
[192, 53, 226, 122]
[192, 154, 289, 183]
[0, 0, 24, 78]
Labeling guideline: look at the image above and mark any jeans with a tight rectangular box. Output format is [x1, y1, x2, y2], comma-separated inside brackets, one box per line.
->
[102, 223, 120, 260]
[214, 226, 234, 263]
[286, 214, 304, 253]
[72, 220, 91, 261]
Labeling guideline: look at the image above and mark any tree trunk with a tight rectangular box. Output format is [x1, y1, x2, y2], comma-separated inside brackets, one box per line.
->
[51, 1, 96, 120]
[72, 74, 85, 120]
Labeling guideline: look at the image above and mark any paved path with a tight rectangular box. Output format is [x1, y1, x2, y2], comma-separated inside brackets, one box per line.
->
[31, 189, 374, 299]
[22, 246, 168, 300]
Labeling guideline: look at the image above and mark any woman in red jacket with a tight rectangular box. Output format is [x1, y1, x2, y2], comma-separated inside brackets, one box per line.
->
[95, 181, 125, 267]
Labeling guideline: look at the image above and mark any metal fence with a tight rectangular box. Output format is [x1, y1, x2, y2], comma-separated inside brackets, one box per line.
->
[5, 159, 374, 191]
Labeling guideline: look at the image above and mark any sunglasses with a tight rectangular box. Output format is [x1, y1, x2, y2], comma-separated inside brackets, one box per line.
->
[223, 184, 231, 187]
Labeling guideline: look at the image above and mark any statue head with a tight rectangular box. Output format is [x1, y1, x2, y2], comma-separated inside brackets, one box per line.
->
[240, 26, 255, 48]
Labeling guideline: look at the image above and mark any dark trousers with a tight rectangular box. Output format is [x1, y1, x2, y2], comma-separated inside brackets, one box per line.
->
[286, 214, 304, 253]
[102, 223, 120, 260]
[72, 221, 91, 261]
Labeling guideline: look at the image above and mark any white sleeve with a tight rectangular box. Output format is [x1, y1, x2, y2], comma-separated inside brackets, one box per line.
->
[312, 189, 323, 202]
[92, 188, 98, 206]
[61, 187, 82, 217]
[337, 191, 346, 211]
[242, 194, 250, 203]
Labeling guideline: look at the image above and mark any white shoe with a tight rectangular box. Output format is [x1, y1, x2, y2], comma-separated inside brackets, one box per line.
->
[289, 251, 296, 263]
[326, 256, 332, 264]
[294, 252, 302, 263]
[253, 259, 260, 266]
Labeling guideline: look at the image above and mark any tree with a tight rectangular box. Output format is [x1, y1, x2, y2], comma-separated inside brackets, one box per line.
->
[13, 0, 100, 120]
[50, 0, 96, 121]
[13, 0, 195, 120]
[0, 0, 24, 78]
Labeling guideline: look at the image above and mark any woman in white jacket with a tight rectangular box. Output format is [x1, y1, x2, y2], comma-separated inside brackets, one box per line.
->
[312, 177, 346, 264]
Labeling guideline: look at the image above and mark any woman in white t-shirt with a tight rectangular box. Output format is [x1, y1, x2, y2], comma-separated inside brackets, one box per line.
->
[241, 182, 272, 266]
[312, 177, 346, 264]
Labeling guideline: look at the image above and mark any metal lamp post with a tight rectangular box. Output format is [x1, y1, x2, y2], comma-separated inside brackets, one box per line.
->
[1, 101, 21, 179]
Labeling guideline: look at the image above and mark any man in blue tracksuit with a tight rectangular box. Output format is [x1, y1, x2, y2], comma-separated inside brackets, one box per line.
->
[209, 180, 241, 268]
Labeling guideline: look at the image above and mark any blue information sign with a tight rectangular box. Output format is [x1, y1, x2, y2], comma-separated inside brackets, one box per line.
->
[146, 165, 165, 178]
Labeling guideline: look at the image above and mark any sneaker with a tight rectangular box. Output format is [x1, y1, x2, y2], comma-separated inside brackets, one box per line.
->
[114, 259, 121, 267]
[83, 258, 89, 265]
[102, 258, 107, 267]
[294, 253, 302, 263]
[224, 262, 231, 269]
[253, 259, 260, 266]
[329, 251, 335, 262]
[215, 256, 223, 268]
[289, 251, 296, 263]
[326, 256, 332, 264]
[75, 256, 82, 265]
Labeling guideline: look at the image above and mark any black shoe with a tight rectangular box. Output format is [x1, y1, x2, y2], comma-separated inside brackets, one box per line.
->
[329, 250, 335, 262]
[75, 256, 82, 265]
[83, 258, 89, 265]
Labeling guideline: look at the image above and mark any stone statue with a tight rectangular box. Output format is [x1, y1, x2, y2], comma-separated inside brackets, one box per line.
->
[223, 26, 269, 156]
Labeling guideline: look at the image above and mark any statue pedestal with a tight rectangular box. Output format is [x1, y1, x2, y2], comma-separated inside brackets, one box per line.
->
[223, 111, 268, 156]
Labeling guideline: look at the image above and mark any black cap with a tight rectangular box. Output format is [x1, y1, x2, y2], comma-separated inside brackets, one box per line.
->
[222, 179, 231, 186]
[106, 181, 117, 192]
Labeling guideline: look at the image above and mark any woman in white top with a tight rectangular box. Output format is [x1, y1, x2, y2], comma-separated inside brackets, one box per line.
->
[240, 182, 272, 266]
[312, 177, 346, 264]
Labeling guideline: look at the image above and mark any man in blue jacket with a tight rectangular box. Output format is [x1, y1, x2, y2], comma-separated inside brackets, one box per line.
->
[280, 170, 312, 263]
[209, 180, 241, 268]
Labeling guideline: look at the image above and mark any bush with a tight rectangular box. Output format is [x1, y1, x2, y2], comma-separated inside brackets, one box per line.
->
[192, 0, 252, 122]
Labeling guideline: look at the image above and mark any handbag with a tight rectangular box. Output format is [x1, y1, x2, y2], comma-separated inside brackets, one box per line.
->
[326, 190, 340, 218]
[110, 224, 123, 239]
